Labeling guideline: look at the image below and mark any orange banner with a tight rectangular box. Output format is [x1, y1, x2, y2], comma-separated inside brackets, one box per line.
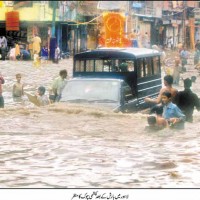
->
[5, 11, 20, 31]
[98, 12, 131, 47]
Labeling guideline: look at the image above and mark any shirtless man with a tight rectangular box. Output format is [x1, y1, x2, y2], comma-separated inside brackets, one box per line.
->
[145, 75, 178, 104]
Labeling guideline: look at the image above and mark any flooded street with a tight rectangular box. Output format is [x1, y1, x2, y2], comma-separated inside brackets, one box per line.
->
[1, 57, 200, 188]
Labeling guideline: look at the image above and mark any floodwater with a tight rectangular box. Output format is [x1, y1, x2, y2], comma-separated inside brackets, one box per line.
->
[0, 56, 200, 188]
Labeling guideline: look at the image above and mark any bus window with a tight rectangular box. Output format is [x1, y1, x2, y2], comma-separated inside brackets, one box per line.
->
[86, 60, 94, 72]
[118, 60, 128, 72]
[118, 60, 135, 72]
[127, 61, 135, 72]
[75, 60, 85, 72]
[103, 60, 112, 72]
[145, 57, 153, 76]
[111, 60, 119, 72]
[95, 60, 104, 72]
[153, 56, 160, 74]
[137, 58, 145, 78]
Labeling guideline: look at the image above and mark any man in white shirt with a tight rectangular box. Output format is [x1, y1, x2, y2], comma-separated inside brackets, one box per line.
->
[50, 69, 68, 102]
[0, 36, 7, 60]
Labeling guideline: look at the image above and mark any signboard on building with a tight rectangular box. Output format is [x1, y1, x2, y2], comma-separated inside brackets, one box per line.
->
[97, 1, 126, 11]
[5, 11, 19, 31]
[98, 12, 131, 47]
[162, 20, 170, 25]
[142, 17, 154, 22]
[132, 2, 143, 9]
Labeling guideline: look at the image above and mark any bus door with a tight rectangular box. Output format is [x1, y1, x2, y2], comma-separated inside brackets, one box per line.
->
[136, 56, 162, 107]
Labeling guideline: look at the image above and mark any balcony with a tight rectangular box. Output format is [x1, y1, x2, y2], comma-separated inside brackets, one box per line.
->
[132, 1, 156, 17]
[132, 6, 155, 17]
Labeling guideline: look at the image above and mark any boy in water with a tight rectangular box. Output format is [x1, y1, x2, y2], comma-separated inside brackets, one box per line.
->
[36, 86, 50, 106]
[145, 75, 178, 105]
[162, 91, 185, 129]
[145, 105, 167, 131]
[12, 73, 24, 98]
[150, 105, 167, 127]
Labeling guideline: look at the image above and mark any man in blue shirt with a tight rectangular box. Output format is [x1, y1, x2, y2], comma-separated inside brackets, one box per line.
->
[162, 91, 186, 129]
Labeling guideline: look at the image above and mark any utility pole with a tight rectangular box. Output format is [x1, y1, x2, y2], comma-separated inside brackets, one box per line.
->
[182, 1, 187, 47]
[49, 1, 57, 61]
[51, 1, 56, 37]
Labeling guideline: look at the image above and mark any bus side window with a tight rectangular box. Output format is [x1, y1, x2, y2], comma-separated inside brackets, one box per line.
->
[137, 58, 144, 78]
[75, 60, 85, 72]
[146, 57, 153, 76]
[86, 60, 94, 72]
[153, 56, 160, 74]
[103, 60, 111, 72]
[95, 60, 103, 72]
[127, 61, 135, 71]
[118, 60, 128, 72]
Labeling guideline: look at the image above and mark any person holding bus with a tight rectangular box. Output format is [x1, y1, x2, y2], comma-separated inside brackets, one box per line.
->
[144, 75, 178, 105]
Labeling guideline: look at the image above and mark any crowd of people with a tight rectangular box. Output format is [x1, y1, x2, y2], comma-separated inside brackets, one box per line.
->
[0, 34, 64, 108]
[145, 75, 200, 131]
[0, 69, 68, 108]
[128, 30, 150, 48]
[0, 34, 61, 66]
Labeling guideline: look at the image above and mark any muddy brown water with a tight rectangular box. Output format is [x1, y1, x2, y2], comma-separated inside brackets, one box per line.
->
[0, 57, 200, 188]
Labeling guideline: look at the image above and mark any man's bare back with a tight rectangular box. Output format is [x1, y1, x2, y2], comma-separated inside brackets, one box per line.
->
[145, 75, 178, 104]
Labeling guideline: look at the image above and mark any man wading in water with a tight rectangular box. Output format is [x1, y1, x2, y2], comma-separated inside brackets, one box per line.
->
[175, 78, 200, 122]
[49, 69, 68, 102]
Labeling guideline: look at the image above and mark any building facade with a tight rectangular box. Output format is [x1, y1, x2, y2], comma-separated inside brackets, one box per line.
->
[0, 1, 78, 53]
[162, 1, 198, 50]
[130, 1, 163, 47]
[0, 1, 200, 52]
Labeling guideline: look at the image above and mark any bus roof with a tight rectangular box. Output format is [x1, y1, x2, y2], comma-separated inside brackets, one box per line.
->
[74, 47, 161, 59]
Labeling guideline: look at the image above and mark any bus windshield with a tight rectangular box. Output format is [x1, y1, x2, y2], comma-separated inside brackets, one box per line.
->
[75, 59, 135, 73]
